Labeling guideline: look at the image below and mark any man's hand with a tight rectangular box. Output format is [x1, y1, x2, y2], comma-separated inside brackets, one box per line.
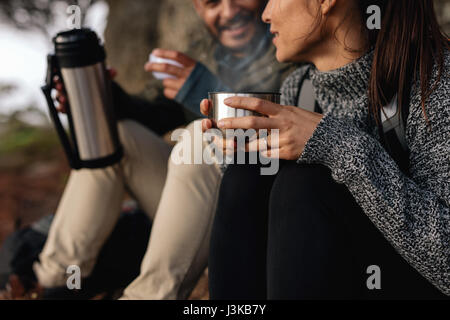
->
[54, 68, 117, 113]
[145, 49, 196, 100]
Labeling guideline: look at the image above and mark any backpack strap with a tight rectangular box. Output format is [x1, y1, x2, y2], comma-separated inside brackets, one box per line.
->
[295, 69, 410, 175]
[296, 71, 323, 114]
[380, 95, 408, 150]
[379, 94, 411, 175]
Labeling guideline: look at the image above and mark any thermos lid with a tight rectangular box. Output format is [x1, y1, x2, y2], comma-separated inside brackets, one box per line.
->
[53, 28, 105, 68]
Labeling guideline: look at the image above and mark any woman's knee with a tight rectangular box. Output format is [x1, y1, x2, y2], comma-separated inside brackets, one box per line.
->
[215, 163, 274, 223]
[272, 163, 335, 201]
[269, 163, 347, 223]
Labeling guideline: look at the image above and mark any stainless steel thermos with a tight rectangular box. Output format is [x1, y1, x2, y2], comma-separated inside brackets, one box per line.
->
[42, 28, 122, 169]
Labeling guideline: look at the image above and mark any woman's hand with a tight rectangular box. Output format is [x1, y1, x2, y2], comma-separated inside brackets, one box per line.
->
[200, 99, 213, 131]
[210, 96, 324, 160]
[200, 99, 237, 154]
[144, 49, 196, 99]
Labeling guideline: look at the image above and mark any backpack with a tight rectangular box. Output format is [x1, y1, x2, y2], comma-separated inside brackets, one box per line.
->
[0, 210, 152, 299]
[295, 73, 410, 176]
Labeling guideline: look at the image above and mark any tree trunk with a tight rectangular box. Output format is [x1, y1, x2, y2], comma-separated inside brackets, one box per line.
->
[104, 0, 161, 94]
[104, 0, 207, 94]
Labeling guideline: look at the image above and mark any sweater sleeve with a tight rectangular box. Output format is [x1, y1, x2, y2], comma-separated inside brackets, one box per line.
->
[297, 80, 450, 295]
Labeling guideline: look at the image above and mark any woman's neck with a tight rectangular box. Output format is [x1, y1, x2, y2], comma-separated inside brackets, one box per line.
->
[310, 14, 369, 72]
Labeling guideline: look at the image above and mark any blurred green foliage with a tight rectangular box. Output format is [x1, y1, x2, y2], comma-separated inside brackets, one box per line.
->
[0, 109, 60, 169]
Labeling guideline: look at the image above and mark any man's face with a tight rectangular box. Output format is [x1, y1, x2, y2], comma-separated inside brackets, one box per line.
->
[193, 0, 266, 52]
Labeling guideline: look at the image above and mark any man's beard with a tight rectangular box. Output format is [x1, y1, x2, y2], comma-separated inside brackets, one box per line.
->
[212, 12, 267, 56]
[217, 11, 254, 34]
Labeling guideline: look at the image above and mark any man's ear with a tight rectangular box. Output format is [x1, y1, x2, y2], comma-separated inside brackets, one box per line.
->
[320, 0, 337, 15]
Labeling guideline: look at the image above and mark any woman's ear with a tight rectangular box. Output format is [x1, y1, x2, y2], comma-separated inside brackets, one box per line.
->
[320, 0, 338, 15]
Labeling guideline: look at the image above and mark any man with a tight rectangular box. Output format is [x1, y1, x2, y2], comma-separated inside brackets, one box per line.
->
[30, 0, 293, 299]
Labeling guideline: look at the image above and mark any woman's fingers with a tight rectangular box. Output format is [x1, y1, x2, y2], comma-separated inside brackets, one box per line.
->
[245, 136, 281, 159]
[202, 119, 213, 132]
[260, 148, 281, 159]
[212, 136, 236, 155]
[200, 99, 211, 117]
[245, 135, 280, 151]
[224, 97, 282, 116]
[246, 137, 267, 153]
[217, 116, 279, 130]
[202, 119, 236, 155]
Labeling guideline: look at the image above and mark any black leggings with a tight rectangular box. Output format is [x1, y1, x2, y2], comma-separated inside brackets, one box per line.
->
[209, 161, 445, 299]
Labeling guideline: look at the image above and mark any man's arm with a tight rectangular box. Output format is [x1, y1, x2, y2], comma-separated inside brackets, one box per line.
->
[112, 81, 186, 136]
[174, 62, 230, 117]
[145, 49, 229, 117]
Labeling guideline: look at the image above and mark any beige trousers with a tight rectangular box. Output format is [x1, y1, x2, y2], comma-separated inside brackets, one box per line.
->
[33, 119, 222, 299]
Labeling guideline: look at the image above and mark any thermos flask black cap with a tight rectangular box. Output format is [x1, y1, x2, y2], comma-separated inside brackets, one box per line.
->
[53, 28, 105, 68]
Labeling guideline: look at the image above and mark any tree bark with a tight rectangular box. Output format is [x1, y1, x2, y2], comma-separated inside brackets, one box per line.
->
[104, 0, 207, 94]
[104, 0, 162, 94]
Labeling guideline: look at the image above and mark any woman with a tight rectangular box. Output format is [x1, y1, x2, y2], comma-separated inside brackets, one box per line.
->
[200, 0, 449, 299]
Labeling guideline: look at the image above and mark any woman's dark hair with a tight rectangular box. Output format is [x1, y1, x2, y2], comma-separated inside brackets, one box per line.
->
[359, 0, 449, 128]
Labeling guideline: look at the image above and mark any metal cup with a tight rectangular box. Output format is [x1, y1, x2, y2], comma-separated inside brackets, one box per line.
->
[208, 92, 280, 129]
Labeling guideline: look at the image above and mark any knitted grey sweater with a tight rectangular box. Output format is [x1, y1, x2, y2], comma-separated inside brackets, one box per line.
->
[280, 49, 450, 295]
